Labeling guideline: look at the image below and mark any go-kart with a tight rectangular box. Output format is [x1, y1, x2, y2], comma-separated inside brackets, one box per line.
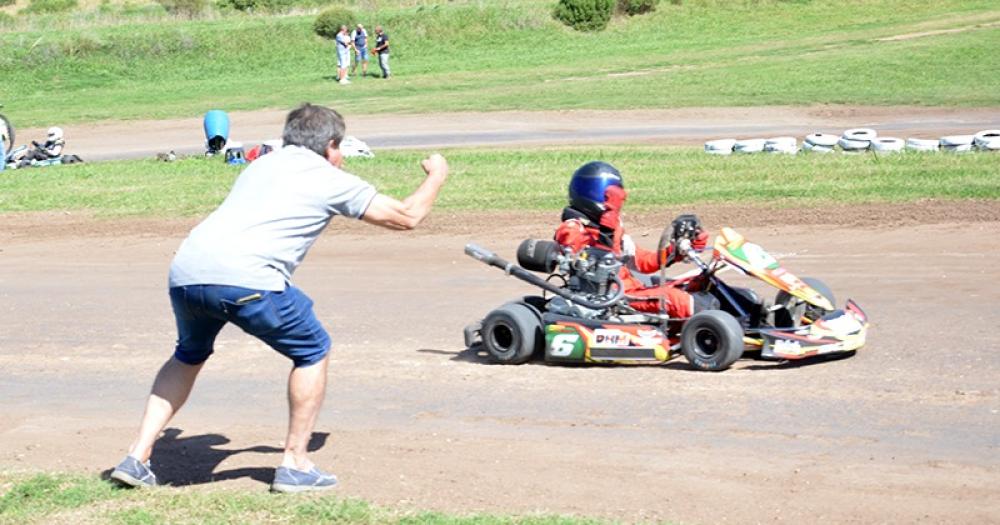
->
[3, 143, 83, 170]
[463, 217, 869, 371]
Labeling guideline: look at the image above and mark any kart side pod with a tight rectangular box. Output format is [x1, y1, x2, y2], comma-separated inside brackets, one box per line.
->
[542, 314, 671, 364]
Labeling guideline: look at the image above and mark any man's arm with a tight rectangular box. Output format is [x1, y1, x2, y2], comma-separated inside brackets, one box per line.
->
[361, 154, 448, 230]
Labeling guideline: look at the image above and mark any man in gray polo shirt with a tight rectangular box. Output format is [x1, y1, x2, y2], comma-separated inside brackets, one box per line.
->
[111, 103, 449, 493]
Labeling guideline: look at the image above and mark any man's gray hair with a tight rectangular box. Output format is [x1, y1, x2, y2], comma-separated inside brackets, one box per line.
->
[282, 103, 345, 157]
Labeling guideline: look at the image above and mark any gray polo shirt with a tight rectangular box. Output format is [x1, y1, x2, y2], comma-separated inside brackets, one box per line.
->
[169, 145, 377, 291]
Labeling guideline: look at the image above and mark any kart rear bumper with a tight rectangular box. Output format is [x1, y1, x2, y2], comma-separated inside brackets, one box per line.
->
[464, 322, 482, 348]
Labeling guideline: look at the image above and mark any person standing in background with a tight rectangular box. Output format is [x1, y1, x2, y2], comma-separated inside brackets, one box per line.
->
[350, 24, 369, 78]
[373, 25, 390, 79]
[335, 26, 353, 85]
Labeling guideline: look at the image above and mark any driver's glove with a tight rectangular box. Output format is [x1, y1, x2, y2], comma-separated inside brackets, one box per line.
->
[691, 230, 710, 252]
[621, 233, 636, 257]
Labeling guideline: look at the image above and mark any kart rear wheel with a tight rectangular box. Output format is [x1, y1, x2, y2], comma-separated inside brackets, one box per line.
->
[681, 310, 744, 371]
[482, 303, 543, 365]
[774, 277, 835, 328]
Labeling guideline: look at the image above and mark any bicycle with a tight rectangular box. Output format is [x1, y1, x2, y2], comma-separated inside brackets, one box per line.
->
[0, 103, 14, 154]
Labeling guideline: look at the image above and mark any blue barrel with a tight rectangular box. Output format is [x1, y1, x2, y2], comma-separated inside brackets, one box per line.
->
[203, 110, 230, 154]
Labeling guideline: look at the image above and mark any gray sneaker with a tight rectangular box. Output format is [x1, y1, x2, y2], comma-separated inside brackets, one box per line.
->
[271, 465, 338, 493]
[110, 456, 158, 488]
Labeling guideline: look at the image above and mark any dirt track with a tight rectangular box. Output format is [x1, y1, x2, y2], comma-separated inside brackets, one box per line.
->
[17, 105, 1000, 161]
[1, 206, 999, 524]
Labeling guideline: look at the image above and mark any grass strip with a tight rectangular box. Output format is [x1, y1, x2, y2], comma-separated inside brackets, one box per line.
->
[0, 472, 610, 525]
[0, 0, 997, 126]
[0, 147, 998, 218]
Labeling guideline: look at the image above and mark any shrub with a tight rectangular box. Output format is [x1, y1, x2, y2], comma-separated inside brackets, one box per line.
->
[617, 0, 658, 16]
[217, 0, 291, 13]
[156, 0, 208, 17]
[22, 0, 77, 14]
[553, 0, 613, 32]
[0, 0, 14, 7]
[0, 12, 13, 26]
[313, 6, 355, 40]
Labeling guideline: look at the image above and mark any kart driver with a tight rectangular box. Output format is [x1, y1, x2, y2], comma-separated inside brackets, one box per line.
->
[554, 161, 713, 318]
[24, 126, 65, 162]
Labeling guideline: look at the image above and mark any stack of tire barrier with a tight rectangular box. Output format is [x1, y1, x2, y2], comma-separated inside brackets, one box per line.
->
[837, 128, 877, 153]
[802, 133, 838, 153]
[974, 130, 1000, 151]
[705, 129, 1000, 155]
[704, 138, 737, 155]
[939, 135, 975, 153]
[763, 136, 798, 154]
[905, 138, 939, 152]
[704, 137, 799, 155]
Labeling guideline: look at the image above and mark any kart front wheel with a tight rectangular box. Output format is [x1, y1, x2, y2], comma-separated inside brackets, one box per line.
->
[681, 310, 744, 371]
[774, 277, 835, 328]
[481, 303, 543, 365]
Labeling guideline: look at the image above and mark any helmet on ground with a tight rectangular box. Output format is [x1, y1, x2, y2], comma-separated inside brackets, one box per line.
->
[568, 161, 623, 223]
[47, 127, 64, 141]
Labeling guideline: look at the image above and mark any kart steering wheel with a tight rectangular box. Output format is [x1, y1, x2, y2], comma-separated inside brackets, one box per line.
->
[654, 214, 703, 313]
[657, 214, 703, 270]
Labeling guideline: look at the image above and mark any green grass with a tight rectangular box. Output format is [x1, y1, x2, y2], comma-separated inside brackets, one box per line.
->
[0, 0, 998, 127]
[1, 147, 997, 217]
[0, 472, 606, 524]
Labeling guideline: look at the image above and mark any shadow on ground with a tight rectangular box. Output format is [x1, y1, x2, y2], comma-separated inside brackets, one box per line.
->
[417, 346, 855, 371]
[103, 428, 330, 487]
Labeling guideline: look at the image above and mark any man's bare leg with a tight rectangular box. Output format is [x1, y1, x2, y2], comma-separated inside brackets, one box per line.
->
[128, 357, 204, 462]
[281, 354, 329, 470]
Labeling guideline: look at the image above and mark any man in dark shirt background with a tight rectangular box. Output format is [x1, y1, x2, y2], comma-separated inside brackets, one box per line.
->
[373, 26, 391, 79]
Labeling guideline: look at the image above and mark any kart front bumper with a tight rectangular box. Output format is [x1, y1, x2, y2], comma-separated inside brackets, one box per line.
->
[758, 299, 869, 360]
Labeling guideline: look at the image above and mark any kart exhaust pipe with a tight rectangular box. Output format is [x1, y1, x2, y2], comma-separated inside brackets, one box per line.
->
[464, 243, 624, 310]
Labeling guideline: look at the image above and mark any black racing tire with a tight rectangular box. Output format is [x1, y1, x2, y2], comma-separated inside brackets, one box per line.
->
[482, 303, 543, 365]
[681, 310, 744, 371]
[0, 113, 13, 154]
[774, 277, 835, 328]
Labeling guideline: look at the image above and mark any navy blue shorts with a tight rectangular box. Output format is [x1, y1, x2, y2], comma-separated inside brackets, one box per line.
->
[169, 284, 331, 367]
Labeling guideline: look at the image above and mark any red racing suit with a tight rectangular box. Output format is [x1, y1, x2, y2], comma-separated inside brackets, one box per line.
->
[553, 186, 703, 318]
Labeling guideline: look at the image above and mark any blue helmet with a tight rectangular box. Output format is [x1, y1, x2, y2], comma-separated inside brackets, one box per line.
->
[568, 161, 623, 223]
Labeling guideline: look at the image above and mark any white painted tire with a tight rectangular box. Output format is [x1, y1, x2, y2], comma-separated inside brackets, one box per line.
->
[871, 137, 905, 152]
[705, 139, 736, 154]
[764, 136, 797, 154]
[942, 143, 974, 153]
[838, 137, 870, 151]
[939, 135, 974, 147]
[802, 141, 834, 153]
[975, 138, 1000, 151]
[765, 136, 797, 146]
[906, 138, 939, 152]
[973, 130, 1000, 150]
[767, 145, 798, 155]
[843, 128, 878, 142]
[974, 129, 1000, 141]
[804, 133, 839, 147]
[733, 139, 766, 154]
